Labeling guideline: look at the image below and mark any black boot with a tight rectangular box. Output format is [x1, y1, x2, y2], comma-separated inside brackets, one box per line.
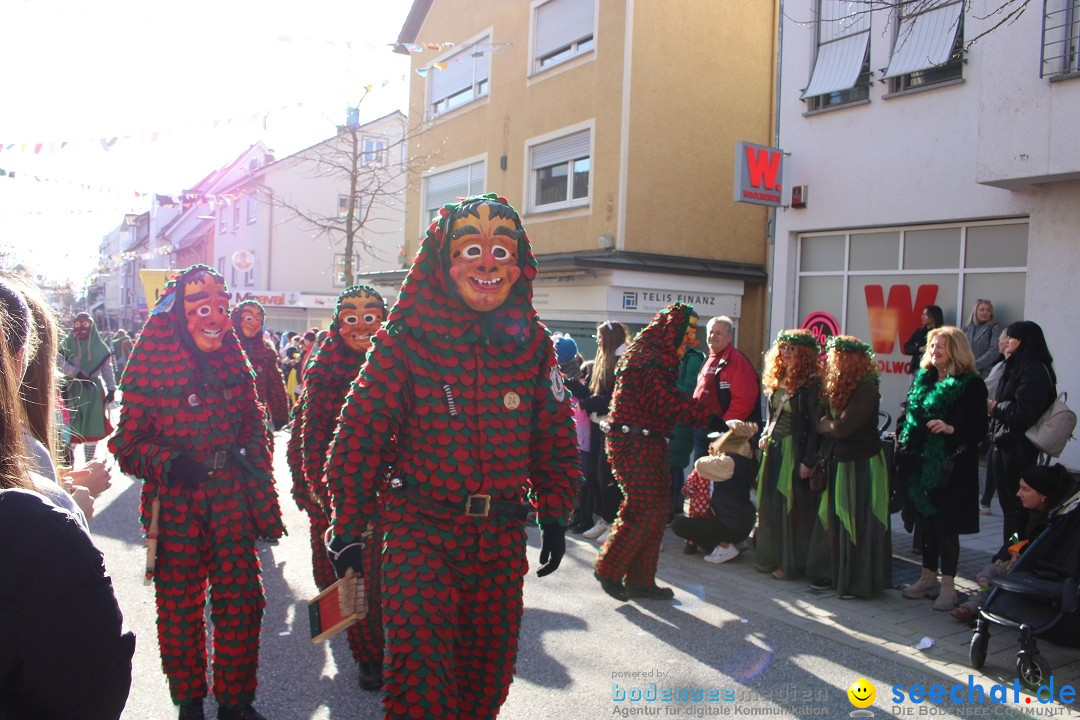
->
[178, 700, 205, 720]
[594, 571, 630, 601]
[624, 583, 675, 600]
[358, 660, 384, 691]
[217, 705, 267, 720]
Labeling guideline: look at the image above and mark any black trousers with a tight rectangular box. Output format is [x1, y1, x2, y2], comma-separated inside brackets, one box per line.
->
[672, 515, 751, 553]
[990, 440, 1038, 545]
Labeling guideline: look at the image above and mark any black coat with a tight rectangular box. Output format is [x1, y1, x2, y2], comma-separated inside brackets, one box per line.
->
[992, 358, 1056, 449]
[903, 327, 930, 375]
[0, 489, 135, 719]
[926, 373, 990, 535]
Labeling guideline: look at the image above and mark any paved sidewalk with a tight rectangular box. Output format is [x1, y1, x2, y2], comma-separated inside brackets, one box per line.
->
[574, 506, 1080, 693]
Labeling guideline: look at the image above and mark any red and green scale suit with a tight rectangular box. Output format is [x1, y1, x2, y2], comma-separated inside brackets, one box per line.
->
[300, 285, 386, 669]
[325, 194, 580, 719]
[107, 265, 284, 712]
[595, 303, 714, 594]
[230, 299, 290, 433]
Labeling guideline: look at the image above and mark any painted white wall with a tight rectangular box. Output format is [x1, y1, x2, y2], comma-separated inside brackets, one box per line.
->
[774, 0, 1080, 468]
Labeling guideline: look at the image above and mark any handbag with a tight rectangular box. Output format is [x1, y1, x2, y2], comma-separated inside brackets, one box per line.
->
[808, 458, 826, 493]
[1025, 391, 1076, 458]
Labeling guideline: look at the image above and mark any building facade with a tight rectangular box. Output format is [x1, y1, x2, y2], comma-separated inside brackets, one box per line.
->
[393, 0, 778, 354]
[773, 0, 1080, 467]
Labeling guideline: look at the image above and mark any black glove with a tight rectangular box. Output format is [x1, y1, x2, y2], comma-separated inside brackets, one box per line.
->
[327, 534, 366, 579]
[707, 414, 729, 434]
[75, 371, 91, 381]
[272, 418, 286, 432]
[167, 454, 209, 492]
[536, 522, 566, 578]
[105, 389, 115, 405]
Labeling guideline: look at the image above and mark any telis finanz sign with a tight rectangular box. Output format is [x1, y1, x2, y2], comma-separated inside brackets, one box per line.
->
[734, 141, 784, 208]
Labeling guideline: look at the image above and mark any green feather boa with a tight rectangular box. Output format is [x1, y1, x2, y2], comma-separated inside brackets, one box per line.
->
[899, 369, 977, 515]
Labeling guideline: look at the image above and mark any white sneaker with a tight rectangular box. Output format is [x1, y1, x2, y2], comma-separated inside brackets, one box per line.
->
[596, 528, 611, 544]
[582, 520, 609, 539]
[704, 545, 739, 564]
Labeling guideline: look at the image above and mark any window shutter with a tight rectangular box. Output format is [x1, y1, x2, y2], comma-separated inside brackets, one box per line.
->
[802, 0, 871, 98]
[429, 38, 490, 101]
[425, 161, 486, 211]
[531, 129, 590, 170]
[884, 0, 963, 78]
[535, 0, 595, 59]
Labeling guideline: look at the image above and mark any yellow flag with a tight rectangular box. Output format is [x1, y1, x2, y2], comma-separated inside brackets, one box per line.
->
[139, 269, 175, 310]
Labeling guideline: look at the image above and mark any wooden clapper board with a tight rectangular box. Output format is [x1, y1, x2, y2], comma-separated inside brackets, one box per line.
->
[308, 569, 367, 643]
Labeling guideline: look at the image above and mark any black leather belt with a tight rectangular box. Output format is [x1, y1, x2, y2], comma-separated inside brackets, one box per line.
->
[599, 420, 669, 439]
[390, 480, 529, 521]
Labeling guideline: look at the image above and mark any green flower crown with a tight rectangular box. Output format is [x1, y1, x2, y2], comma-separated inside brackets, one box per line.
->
[826, 335, 874, 357]
[776, 330, 820, 352]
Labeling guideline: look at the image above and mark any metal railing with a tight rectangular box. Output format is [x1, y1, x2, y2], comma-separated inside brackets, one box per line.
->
[1041, 0, 1080, 78]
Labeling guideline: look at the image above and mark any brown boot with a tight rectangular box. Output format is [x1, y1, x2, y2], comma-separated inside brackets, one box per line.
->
[933, 576, 957, 611]
[902, 568, 940, 599]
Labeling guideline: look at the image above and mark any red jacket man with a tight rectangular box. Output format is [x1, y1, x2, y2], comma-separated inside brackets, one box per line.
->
[692, 315, 761, 459]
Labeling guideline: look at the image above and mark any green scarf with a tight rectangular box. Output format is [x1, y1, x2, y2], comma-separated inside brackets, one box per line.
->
[899, 369, 977, 515]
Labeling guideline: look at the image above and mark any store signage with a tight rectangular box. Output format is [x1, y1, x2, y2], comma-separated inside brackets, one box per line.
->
[234, 290, 300, 307]
[864, 284, 939, 355]
[734, 141, 784, 208]
[616, 289, 734, 316]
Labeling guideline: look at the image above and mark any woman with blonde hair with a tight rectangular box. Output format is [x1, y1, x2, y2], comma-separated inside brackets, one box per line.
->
[898, 326, 988, 610]
[962, 299, 1001, 378]
[806, 336, 891, 599]
[578, 320, 631, 540]
[753, 329, 823, 580]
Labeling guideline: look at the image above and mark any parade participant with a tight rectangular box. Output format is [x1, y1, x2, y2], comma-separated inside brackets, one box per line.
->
[108, 265, 284, 720]
[594, 303, 720, 602]
[300, 285, 386, 691]
[230, 300, 290, 433]
[59, 312, 116, 462]
[324, 194, 579, 720]
[754, 329, 823, 580]
[807, 335, 891, 599]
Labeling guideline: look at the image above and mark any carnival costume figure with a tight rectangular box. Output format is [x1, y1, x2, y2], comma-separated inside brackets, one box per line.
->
[300, 285, 387, 690]
[108, 265, 284, 720]
[594, 303, 718, 602]
[324, 194, 579, 720]
[806, 335, 891, 599]
[230, 300, 290, 434]
[59, 311, 116, 462]
[754, 329, 823, 580]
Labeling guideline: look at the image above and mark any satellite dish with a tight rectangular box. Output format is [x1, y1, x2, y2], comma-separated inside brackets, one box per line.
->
[232, 250, 255, 272]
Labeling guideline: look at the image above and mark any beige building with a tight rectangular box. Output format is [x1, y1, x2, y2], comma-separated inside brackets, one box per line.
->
[391, 0, 778, 355]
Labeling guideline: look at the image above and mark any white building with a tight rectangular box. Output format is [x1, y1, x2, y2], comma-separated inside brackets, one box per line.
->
[213, 111, 408, 333]
[772, 0, 1080, 468]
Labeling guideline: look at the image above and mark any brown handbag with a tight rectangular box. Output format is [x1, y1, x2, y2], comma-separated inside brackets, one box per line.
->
[809, 459, 827, 493]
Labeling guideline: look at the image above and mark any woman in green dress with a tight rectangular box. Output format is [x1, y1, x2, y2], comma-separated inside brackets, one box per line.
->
[754, 329, 823, 580]
[807, 335, 891, 599]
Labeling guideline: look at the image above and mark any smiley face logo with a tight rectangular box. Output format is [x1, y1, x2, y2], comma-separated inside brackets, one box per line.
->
[847, 678, 876, 709]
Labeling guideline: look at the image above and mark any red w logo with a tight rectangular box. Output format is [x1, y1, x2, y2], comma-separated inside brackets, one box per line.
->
[745, 146, 782, 191]
[864, 284, 939, 354]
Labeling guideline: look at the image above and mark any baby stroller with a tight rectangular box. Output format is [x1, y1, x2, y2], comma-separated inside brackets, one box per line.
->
[968, 478, 1080, 689]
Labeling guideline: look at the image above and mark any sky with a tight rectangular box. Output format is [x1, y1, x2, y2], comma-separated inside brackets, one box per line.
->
[0, 0, 414, 286]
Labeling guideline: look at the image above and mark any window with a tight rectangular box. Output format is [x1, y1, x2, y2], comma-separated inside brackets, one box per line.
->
[428, 37, 491, 117]
[232, 201, 240, 229]
[528, 129, 590, 211]
[246, 196, 257, 224]
[361, 136, 388, 166]
[1042, 0, 1080, 78]
[802, 0, 872, 111]
[217, 256, 226, 276]
[333, 254, 361, 287]
[218, 212, 227, 234]
[885, 0, 964, 91]
[338, 194, 363, 221]
[533, 0, 595, 73]
[423, 160, 486, 220]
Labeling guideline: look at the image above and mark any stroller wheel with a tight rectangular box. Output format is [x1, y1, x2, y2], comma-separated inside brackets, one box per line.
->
[969, 632, 988, 670]
[1016, 652, 1051, 691]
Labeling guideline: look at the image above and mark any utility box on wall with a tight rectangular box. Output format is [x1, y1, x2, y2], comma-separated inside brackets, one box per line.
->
[790, 185, 808, 209]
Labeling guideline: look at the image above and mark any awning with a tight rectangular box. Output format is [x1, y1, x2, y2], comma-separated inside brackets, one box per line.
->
[884, 0, 963, 78]
[802, 0, 871, 98]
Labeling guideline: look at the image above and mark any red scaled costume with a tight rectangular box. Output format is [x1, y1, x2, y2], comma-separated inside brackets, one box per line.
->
[594, 303, 714, 601]
[324, 194, 579, 720]
[299, 285, 387, 690]
[108, 265, 283, 720]
[231, 300, 290, 433]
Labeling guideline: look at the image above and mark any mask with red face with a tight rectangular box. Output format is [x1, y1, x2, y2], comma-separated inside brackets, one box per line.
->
[183, 274, 230, 353]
